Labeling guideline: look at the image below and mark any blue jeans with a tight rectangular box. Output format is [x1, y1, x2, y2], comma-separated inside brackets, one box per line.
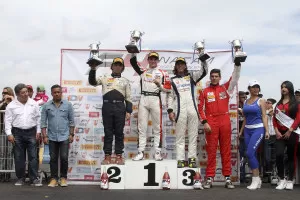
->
[244, 127, 265, 170]
[49, 139, 69, 180]
[12, 127, 38, 181]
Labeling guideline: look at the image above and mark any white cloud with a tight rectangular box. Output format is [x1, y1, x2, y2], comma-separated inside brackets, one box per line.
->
[0, 0, 299, 101]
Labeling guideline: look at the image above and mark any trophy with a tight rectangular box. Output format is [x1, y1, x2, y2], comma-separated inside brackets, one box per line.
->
[230, 39, 247, 63]
[193, 40, 210, 62]
[125, 30, 144, 53]
[86, 42, 103, 66]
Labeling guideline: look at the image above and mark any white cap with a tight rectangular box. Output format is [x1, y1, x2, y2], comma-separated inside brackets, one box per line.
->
[248, 80, 260, 87]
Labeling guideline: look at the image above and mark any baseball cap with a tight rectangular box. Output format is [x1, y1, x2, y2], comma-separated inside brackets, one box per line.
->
[27, 85, 33, 91]
[148, 52, 159, 59]
[295, 89, 300, 94]
[112, 57, 124, 65]
[175, 57, 186, 64]
[267, 98, 276, 105]
[248, 80, 260, 87]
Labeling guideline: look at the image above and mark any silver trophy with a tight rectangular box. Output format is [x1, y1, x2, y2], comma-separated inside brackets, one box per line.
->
[193, 40, 210, 62]
[125, 30, 144, 53]
[86, 42, 103, 66]
[230, 39, 247, 63]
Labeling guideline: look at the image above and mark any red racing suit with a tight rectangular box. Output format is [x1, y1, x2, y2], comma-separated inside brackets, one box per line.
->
[198, 64, 241, 178]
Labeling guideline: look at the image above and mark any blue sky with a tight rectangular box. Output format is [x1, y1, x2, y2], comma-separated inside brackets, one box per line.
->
[0, 0, 299, 100]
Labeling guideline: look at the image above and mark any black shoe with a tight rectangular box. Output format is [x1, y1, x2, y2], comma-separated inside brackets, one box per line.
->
[177, 160, 185, 168]
[188, 158, 197, 168]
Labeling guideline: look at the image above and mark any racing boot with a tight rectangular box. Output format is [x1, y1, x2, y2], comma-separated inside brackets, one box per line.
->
[188, 158, 197, 168]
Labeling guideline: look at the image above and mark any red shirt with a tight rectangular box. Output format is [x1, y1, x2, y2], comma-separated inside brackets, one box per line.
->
[198, 77, 232, 121]
[273, 103, 300, 131]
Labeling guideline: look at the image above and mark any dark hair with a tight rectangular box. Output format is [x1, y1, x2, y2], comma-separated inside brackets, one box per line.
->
[210, 69, 221, 77]
[14, 83, 27, 95]
[51, 84, 61, 91]
[277, 81, 298, 119]
[173, 63, 188, 76]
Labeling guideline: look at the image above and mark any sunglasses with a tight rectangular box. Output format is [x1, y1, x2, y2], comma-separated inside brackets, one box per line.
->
[2, 92, 8, 95]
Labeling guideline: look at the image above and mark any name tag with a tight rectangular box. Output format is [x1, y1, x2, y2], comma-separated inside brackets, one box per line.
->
[207, 92, 215, 102]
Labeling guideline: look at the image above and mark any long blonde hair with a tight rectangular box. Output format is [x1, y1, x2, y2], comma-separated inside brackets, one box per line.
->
[3, 87, 15, 97]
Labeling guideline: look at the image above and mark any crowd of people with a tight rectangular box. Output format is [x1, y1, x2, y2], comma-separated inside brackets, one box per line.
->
[0, 51, 299, 191]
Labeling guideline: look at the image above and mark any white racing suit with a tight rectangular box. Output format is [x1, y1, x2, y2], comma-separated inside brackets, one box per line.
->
[167, 61, 208, 161]
[130, 56, 171, 153]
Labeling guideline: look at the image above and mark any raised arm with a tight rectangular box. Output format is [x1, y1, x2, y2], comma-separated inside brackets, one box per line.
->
[191, 60, 208, 83]
[130, 55, 144, 75]
[88, 69, 102, 86]
[223, 63, 241, 94]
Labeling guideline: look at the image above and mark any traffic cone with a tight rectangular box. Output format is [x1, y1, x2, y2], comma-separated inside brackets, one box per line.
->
[162, 167, 171, 190]
[193, 168, 203, 190]
[100, 166, 109, 190]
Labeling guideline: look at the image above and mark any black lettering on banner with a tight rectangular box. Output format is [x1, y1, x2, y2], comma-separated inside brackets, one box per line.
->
[107, 167, 121, 183]
[144, 163, 159, 186]
[182, 169, 196, 186]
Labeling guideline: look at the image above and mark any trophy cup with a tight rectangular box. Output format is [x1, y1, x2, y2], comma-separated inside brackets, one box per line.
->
[230, 39, 247, 63]
[193, 40, 210, 62]
[86, 42, 103, 66]
[125, 30, 144, 53]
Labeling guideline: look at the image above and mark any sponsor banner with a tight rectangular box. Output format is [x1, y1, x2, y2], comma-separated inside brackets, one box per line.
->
[61, 49, 238, 182]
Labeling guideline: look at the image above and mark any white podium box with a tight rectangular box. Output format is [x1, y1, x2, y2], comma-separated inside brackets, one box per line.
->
[124, 160, 177, 189]
[102, 165, 125, 189]
[177, 168, 202, 189]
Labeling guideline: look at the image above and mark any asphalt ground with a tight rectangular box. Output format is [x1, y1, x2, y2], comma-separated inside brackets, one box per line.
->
[0, 182, 299, 200]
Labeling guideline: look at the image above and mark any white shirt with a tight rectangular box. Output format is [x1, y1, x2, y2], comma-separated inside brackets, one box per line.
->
[5, 98, 41, 136]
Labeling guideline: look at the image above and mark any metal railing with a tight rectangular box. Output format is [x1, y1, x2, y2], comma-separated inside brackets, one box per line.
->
[0, 110, 14, 181]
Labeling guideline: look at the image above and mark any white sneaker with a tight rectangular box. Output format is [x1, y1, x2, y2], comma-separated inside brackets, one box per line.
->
[132, 151, 144, 161]
[276, 179, 287, 190]
[247, 177, 261, 190]
[154, 151, 163, 161]
[285, 180, 293, 190]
